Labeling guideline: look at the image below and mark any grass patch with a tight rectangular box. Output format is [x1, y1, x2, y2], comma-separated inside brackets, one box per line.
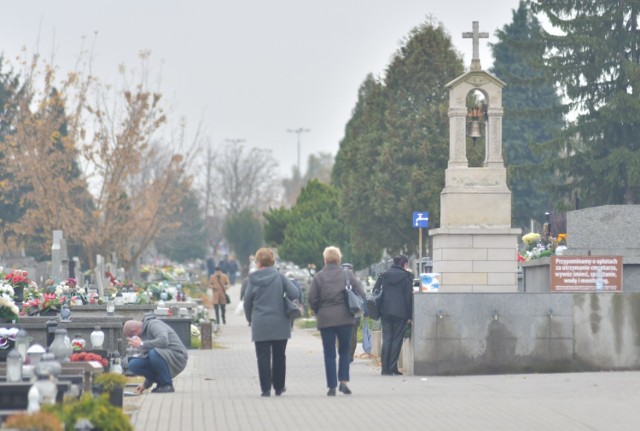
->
[191, 336, 202, 349]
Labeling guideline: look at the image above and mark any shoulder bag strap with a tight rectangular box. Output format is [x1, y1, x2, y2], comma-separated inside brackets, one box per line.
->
[344, 268, 351, 290]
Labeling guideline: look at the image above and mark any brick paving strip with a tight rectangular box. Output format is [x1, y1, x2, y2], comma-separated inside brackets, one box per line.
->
[128, 282, 640, 431]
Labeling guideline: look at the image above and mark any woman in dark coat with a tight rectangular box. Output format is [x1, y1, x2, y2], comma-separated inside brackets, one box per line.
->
[244, 247, 299, 397]
[308, 246, 366, 396]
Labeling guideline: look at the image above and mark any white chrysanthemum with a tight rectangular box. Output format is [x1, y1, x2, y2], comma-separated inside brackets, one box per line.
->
[190, 324, 201, 338]
[0, 283, 14, 297]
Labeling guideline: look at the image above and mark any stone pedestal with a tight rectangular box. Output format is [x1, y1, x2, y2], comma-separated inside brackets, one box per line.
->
[200, 322, 212, 350]
[431, 227, 520, 292]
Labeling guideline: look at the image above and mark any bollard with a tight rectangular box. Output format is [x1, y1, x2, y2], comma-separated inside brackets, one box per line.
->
[200, 322, 212, 350]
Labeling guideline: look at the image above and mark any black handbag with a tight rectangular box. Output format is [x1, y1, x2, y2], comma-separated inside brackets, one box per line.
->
[367, 276, 383, 320]
[344, 269, 364, 317]
[280, 274, 303, 319]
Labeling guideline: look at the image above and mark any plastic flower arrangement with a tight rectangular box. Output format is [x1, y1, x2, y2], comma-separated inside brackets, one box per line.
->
[0, 282, 15, 299]
[0, 297, 19, 324]
[21, 292, 65, 316]
[70, 351, 109, 368]
[0, 327, 18, 349]
[71, 338, 86, 352]
[57, 278, 87, 305]
[519, 231, 566, 261]
[4, 270, 34, 291]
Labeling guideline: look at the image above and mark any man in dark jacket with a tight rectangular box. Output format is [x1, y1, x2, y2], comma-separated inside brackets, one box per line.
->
[124, 313, 189, 393]
[375, 255, 413, 375]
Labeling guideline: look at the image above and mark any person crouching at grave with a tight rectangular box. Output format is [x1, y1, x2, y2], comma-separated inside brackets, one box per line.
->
[124, 314, 188, 393]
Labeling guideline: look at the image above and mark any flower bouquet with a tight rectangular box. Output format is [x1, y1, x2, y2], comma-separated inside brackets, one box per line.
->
[4, 270, 32, 290]
[3, 269, 34, 302]
[57, 278, 87, 306]
[21, 292, 65, 316]
[70, 351, 109, 368]
[0, 297, 20, 323]
[519, 232, 567, 261]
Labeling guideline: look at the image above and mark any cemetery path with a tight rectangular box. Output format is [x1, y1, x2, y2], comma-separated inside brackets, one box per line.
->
[128, 281, 640, 431]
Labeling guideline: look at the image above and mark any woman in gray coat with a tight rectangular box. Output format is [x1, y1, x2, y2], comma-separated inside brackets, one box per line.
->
[244, 247, 299, 397]
[308, 246, 366, 396]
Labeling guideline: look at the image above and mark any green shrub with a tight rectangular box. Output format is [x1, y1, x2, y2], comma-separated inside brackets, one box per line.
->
[191, 335, 202, 349]
[94, 372, 128, 392]
[44, 393, 133, 431]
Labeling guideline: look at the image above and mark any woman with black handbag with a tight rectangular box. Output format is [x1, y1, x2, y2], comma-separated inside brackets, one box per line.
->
[308, 246, 366, 396]
[243, 247, 299, 397]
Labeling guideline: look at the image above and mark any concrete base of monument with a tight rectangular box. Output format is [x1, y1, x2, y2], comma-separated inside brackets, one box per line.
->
[412, 292, 640, 375]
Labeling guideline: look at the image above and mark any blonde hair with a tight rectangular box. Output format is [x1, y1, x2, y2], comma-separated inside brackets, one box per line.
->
[323, 246, 342, 264]
[254, 247, 275, 268]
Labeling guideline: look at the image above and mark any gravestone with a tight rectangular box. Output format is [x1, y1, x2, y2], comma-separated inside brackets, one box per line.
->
[50, 230, 69, 281]
[95, 254, 106, 297]
[564, 205, 640, 258]
[429, 21, 520, 292]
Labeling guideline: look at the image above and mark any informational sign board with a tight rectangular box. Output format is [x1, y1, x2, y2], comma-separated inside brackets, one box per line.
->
[550, 256, 623, 292]
[413, 212, 429, 228]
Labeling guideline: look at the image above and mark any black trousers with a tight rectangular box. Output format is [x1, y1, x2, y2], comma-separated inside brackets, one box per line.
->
[381, 315, 407, 374]
[254, 339, 288, 394]
[214, 304, 226, 324]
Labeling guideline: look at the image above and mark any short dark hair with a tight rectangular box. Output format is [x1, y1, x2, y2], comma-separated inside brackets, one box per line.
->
[393, 255, 408, 266]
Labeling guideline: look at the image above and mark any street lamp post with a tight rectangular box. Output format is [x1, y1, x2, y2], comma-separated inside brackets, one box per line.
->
[287, 128, 310, 174]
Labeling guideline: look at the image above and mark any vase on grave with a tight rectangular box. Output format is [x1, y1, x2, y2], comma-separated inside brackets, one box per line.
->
[49, 328, 72, 361]
[91, 326, 105, 349]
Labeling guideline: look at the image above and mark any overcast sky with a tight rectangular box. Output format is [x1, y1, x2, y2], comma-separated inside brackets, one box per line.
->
[2, 0, 521, 177]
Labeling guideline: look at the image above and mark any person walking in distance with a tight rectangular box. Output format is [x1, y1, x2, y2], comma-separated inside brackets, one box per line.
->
[243, 247, 299, 397]
[308, 246, 366, 396]
[375, 255, 413, 375]
[227, 256, 239, 286]
[209, 266, 230, 324]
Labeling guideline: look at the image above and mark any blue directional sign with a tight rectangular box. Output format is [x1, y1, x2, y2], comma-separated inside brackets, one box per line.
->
[413, 211, 429, 228]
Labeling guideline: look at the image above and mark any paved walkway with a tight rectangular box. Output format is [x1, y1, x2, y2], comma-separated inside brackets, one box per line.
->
[128, 282, 640, 431]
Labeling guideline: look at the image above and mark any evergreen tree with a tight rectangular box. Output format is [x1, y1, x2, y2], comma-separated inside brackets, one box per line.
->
[155, 188, 207, 262]
[263, 206, 292, 247]
[531, 0, 640, 206]
[490, 1, 564, 227]
[332, 74, 388, 260]
[0, 57, 26, 245]
[333, 18, 464, 259]
[223, 209, 263, 268]
[278, 180, 350, 270]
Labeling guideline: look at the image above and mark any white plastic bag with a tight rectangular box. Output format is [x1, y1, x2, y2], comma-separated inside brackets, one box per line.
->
[235, 300, 244, 316]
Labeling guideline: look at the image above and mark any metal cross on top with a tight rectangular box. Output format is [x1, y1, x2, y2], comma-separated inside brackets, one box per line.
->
[462, 21, 489, 71]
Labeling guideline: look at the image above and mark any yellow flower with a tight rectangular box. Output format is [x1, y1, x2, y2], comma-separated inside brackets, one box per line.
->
[522, 232, 541, 246]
